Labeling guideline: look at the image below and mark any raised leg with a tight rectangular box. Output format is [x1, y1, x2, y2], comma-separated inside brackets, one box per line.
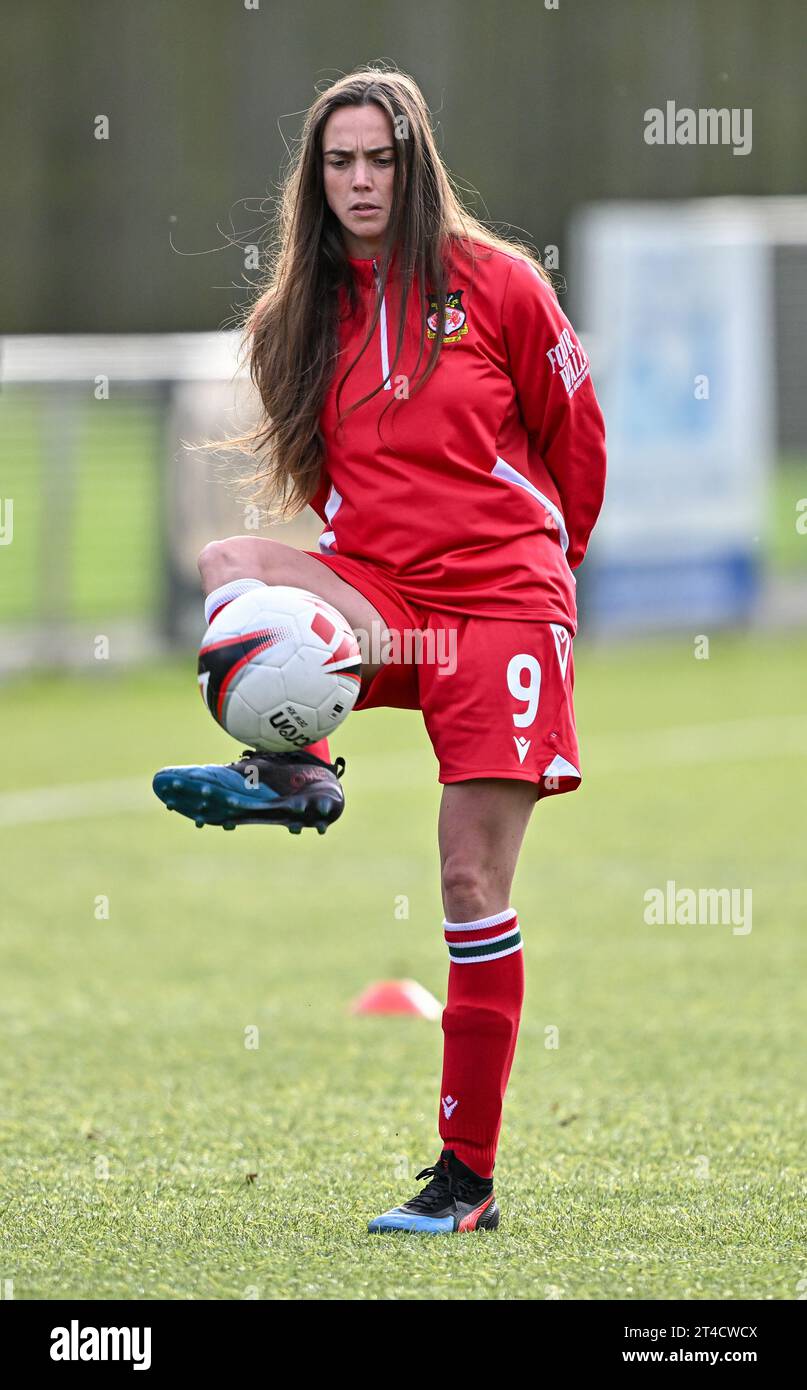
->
[198, 536, 390, 683]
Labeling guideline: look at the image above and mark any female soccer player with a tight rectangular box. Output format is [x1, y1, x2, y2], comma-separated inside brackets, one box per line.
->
[154, 66, 606, 1234]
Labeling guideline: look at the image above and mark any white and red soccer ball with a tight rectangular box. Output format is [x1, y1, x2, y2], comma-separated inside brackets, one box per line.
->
[197, 586, 362, 751]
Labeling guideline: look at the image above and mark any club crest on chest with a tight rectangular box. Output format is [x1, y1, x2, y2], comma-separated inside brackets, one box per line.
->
[426, 290, 468, 342]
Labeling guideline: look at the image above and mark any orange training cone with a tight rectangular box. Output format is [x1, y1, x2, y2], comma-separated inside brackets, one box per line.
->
[350, 979, 442, 1020]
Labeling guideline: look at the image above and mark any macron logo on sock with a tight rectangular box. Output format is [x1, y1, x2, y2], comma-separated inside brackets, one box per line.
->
[442, 1095, 459, 1119]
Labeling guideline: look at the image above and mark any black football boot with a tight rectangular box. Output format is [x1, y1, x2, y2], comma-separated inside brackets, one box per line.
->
[152, 748, 345, 834]
[367, 1149, 499, 1234]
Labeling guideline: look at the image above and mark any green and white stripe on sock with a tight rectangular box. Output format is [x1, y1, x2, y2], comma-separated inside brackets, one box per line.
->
[443, 907, 522, 964]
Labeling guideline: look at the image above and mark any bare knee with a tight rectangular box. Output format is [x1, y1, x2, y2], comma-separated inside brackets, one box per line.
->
[441, 856, 509, 924]
[197, 536, 281, 591]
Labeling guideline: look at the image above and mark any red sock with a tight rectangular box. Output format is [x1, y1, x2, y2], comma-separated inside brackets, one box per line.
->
[305, 738, 331, 762]
[438, 908, 524, 1178]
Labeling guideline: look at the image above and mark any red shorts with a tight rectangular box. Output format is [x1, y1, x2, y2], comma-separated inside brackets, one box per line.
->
[305, 550, 582, 797]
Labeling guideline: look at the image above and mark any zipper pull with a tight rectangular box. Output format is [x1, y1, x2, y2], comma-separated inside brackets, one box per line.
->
[371, 257, 391, 392]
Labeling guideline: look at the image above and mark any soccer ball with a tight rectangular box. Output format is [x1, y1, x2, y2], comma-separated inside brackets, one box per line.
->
[197, 586, 362, 751]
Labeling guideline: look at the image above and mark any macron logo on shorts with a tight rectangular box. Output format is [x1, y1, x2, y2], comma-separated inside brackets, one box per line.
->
[550, 623, 571, 679]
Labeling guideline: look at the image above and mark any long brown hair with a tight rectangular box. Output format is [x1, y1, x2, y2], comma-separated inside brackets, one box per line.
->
[222, 64, 553, 520]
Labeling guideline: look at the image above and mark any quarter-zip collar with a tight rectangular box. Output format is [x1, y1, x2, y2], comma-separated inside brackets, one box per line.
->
[344, 246, 400, 391]
[346, 244, 401, 285]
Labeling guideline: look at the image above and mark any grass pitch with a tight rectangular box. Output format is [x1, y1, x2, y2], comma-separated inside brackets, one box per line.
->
[0, 633, 805, 1299]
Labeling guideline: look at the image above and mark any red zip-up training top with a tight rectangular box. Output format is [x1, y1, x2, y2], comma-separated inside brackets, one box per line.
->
[308, 238, 606, 633]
